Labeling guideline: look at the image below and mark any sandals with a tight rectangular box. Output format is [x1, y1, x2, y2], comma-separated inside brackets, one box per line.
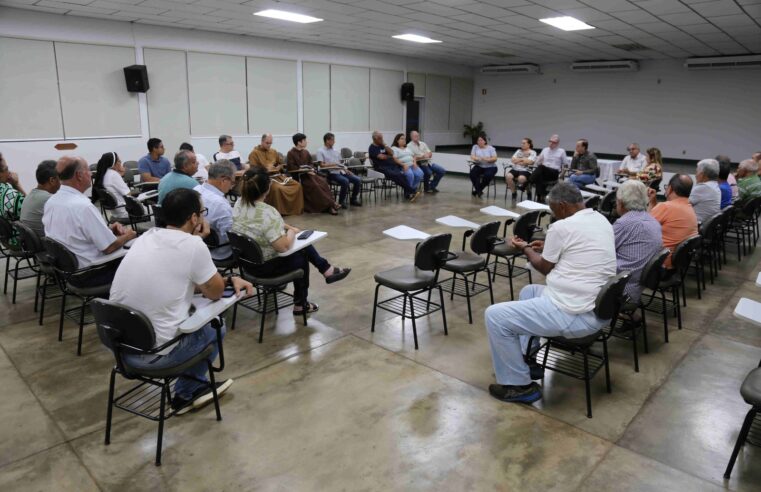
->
[325, 267, 351, 284]
[293, 302, 319, 315]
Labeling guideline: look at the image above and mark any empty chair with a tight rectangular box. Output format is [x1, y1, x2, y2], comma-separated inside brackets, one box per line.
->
[372, 233, 453, 350]
[489, 211, 540, 300]
[123, 195, 155, 234]
[0, 216, 37, 304]
[340, 147, 353, 159]
[724, 364, 761, 479]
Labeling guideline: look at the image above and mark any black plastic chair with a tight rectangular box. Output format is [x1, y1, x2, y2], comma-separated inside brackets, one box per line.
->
[698, 212, 723, 285]
[440, 221, 501, 324]
[489, 211, 539, 300]
[94, 187, 129, 224]
[372, 233, 453, 350]
[92, 298, 225, 466]
[529, 272, 630, 418]
[724, 363, 761, 479]
[204, 229, 236, 275]
[0, 216, 38, 304]
[598, 190, 618, 223]
[12, 222, 62, 324]
[227, 231, 305, 343]
[123, 196, 154, 234]
[43, 237, 115, 355]
[584, 194, 601, 210]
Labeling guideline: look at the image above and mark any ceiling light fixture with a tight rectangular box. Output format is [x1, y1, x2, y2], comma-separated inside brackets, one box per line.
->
[392, 34, 442, 44]
[254, 9, 323, 24]
[539, 16, 594, 31]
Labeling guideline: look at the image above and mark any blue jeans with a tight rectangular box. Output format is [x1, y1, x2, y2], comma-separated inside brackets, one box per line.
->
[469, 165, 498, 194]
[485, 285, 606, 386]
[377, 165, 416, 196]
[405, 166, 423, 190]
[327, 172, 361, 203]
[421, 163, 445, 191]
[568, 173, 596, 189]
[123, 323, 225, 400]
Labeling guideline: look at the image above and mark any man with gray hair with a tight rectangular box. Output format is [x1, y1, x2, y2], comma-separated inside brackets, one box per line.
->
[614, 180, 663, 304]
[689, 159, 721, 223]
[158, 150, 199, 204]
[485, 182, 616, 404]
[619, 143, 647, 174]
[195, 160, 236, 261]
[736, 158, 761, 203]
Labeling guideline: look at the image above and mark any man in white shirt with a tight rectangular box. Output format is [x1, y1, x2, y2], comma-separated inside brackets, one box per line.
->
[110, 187, 253, 413]
[619, 143, 647, 175]
[195, 160, 236, 260]
[181, 142, 210, 182]
[530, 134, 568, 203]
[485, 182, 616, 404]
[212, 134, 245, 171]
[316, 132, 362, 208]
[408, 131, 446, 193]
[43, 156, 136, 285]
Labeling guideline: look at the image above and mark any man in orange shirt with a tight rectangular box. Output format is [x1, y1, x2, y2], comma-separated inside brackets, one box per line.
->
[647, 174, 698, 268]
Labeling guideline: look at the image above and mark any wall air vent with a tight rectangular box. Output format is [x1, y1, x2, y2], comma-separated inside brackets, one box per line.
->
[480, 63, 540, 75]
[684, 55, 761, 70]
[570, 60, 639, 72]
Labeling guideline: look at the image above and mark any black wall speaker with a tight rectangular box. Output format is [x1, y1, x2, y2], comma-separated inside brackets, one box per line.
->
[401, 82, 414, 102]
[123, 65, 149, 93]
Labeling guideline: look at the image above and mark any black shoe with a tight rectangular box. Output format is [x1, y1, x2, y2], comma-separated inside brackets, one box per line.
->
[171, 395, 194, 415]
[472, 190, 477, 196]
[477, 192, 484, 198]
[425, 189, 435, 194]
[408, 191, 421, 203]
[192, 379, 233, 410]
[526, 190, 532, 200]
[488, 382, 542, 403]
[326, 267, 351, 284]
[511, 192, 517, 200]
[350, 200, 362, 207]
[339, 201, 348, 209]
[432, 188, 440, 193]
[528, 359, 545, 380]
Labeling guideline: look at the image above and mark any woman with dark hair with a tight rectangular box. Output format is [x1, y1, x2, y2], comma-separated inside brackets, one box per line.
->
[391, 133, 423, 193]
[94, 151, 130, 220]
[506, 137, 536, 200]
[286, 133, 340, 215]
[469, 132, 498, 197]
[231, 168, 350, 314]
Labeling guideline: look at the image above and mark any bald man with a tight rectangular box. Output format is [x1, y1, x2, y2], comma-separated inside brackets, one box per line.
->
[647, 173, 698, 269]
[368, 131, 419, 202]
[408, 131, 446, 193]
[248, 133, 285, 172]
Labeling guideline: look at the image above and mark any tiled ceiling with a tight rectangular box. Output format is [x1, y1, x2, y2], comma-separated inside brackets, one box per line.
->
[2, 0, 760, 66]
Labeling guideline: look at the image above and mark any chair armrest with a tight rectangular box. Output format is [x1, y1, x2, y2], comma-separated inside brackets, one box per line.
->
[461, 229, 475, 251]
[66, 259, 121, 284]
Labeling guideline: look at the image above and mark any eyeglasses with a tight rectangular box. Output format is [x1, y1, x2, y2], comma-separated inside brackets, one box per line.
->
[198, 208, 208, 216]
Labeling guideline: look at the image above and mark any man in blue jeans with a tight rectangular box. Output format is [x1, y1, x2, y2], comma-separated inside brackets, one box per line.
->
[407, 131, 446, 193]
[368, 131, 420, 202]
[485, 182, 616, 403]
[567, 138, 598, 189]
[110, 188, 253, 414]
[317, 132, 362, 208]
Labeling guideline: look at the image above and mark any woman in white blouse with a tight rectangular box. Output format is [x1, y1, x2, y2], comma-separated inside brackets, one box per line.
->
[94, 152, 130, 221]
[506, 137, 537, 200]
[391, 133, 423, 192]
[469, 133, 498, 197]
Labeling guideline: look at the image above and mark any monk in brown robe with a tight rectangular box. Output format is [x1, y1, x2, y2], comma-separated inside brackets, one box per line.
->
[286, 133, 340, 215]
[248, 133, 303, 216]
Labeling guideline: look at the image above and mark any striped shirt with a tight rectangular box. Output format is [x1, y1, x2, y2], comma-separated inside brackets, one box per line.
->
[613, 210, 663, 302]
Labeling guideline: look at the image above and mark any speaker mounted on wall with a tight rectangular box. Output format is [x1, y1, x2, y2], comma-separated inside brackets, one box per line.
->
[401, 82, 414, 102]
[123, 65, 149, 93]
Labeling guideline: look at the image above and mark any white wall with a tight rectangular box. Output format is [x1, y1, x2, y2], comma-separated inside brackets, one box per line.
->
[472, 59, 758, 163]
[0, 7, 473, 190]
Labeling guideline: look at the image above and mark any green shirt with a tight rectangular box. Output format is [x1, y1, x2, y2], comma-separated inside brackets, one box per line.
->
[737, 175, 761, 203]
[0, 182, 24, 220]
[231, 201, 285, 261]
[157, 171, 199, 204]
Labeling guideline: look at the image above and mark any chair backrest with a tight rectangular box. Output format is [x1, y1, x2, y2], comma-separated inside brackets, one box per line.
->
[600, 190, 617, 214]
[584, 195, 601, 210]
[593, 272, 631, 320]
[123, 160, 139, 170]
[470, 221, 501, 255]
[640, 248, 670, 290]
[124, 195, 147, 218]
[0, 215, 16, 249]
[719, 204, 735, 230]
[671, 235, 701, 273]
[91, 298, 156, 360]
[414, 233, 452, 271]
[340, 147, 353, 159]
[94, 187, 120, 210]
[348, 157, 363, 168]
[700, 212, 722, 241]
[512, 211, 540, 242]
[204, 228, 222, 249]
[12, 221, 43, 255]
[152, 205, 166, 228]
[227, 231, 265, 272]
[43, 237, 79, 273]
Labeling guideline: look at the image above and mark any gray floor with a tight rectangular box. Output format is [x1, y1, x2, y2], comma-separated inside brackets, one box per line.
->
[1, 175, 759, 491]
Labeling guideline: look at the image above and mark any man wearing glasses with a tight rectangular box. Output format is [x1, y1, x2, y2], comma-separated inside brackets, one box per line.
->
[195, 160, 237, 261]
[213, 134, 245, 171]
[530, 134, 568, 203]
[619, 143, 647, 175]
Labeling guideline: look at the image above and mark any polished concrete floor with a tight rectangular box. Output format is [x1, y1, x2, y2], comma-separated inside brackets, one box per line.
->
[1, 175, 760, 491]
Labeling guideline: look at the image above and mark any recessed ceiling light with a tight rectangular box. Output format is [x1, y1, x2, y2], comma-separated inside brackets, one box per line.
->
[539, 16, 594, 31]
[254, 9, 323, 24]
[392, 34, 442, 44]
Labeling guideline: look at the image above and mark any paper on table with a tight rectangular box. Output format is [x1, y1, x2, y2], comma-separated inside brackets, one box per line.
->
[436, 215, 480, 228]
[480, 206, 520, 218]
[516, 200, 550, 211]
[278, 230, 328, 257]
[733, 297, 761, 327]
[383, 225, 430, 240]
[179, 294, 239, 333]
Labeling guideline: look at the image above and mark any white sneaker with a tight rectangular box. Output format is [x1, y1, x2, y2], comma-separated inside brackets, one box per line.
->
[192, 378, 233, 410]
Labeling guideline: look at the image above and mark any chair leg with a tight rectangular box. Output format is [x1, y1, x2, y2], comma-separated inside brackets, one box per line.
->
[632, 323, 640, 373]
[34, 271, 41, 312]
[58, 292, 67, 342]
[438, 286, 448, 336]
[258, 293, 268, 343]
[11, 258, 20, 304]
[207, 361, 222, 421]
[724, 407, 758, 479]
[660, 290, 669, 343]
[371, 283, 380, 332]
[155, 382, 167, 466]
[104, 367, 116, 445]
[463, 273, 472, 324]
[39, 280, 47, 326]
[603, 339, 612, 392]
[486, 266, 495, 305]
[408, 292, 418, 350]
[583, 350, 592, 418]
[3, 254, 9, 294]
[641, 307, 649, 354]
[77, 297, 86, 356]
[675, 287, 683, 330]
[449, 273, 456, 301]
[231, 302, 238, 330]
[401, 293, 407, 325]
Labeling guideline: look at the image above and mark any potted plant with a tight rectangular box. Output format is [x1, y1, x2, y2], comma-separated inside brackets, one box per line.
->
[463, 122, 486, 145]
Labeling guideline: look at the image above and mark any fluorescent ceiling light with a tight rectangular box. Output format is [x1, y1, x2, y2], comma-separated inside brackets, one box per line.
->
[254, 9, 323, 24]
[392, 34, 442, 44]
[539, 16, 594, 31]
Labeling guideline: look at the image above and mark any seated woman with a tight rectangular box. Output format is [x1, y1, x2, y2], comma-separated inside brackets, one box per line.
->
[232, 168, 351, 314]
[506, 137, 536, 200]
[469, 133, 498, 198]
[639, 147, 664, 190]
[391, 133, 423, 193]
[94, 152, 130, 222]
[248, 134, 304, 216]
[286, 133, 340, 215]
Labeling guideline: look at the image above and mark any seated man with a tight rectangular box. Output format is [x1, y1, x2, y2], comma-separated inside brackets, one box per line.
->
[485, 182, 616, 403]
[317, 132, 361, 208]
[138, 138, 172, 183]
[368, 130, 419, 202]
[408, 131, 446, 193]
[180, 142, 210, 182]
[42, 157, 136, 285]
[158, 150, 199, 204]
[567, 138, 598, 189]
[647, 174, 698, 269]
[195, 160, 236, 261]
[614, 180, 663, 304]
[736, 159, 761, 204]
[0, 153, 26, 220]
[20, 160, 60, 237]
[619, 143, 647, 175]
[716, 156, 733, 208]
[212, 134, 245, 171]
[530, 134, 568, 202]
[110, 188, 253, 414]
[689, 159, 721, 223]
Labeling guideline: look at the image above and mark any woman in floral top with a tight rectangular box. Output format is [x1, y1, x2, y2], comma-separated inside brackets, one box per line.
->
[232, 168, 351, 314]
[640, 147, 664, 189]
